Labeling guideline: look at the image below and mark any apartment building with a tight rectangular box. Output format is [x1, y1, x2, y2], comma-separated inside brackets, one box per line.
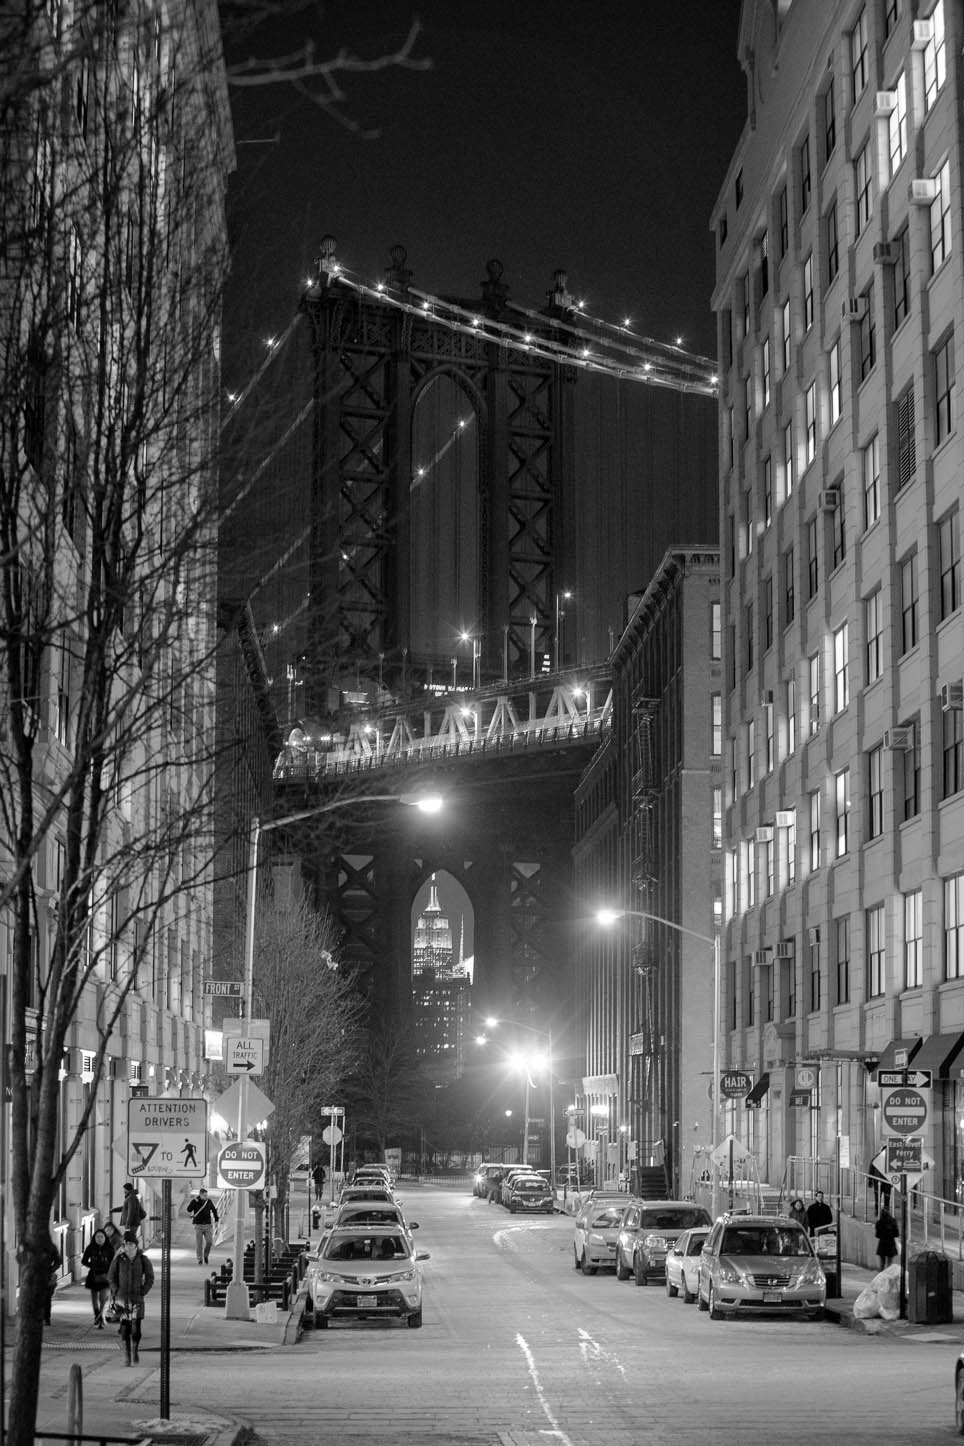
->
[712, 0, 964, 1197]
[0, 0, 233, 1294]
[574, 548, 722, 1197]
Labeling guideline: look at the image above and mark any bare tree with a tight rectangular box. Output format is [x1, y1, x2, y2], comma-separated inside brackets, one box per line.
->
[345, 1019, 434, 1160]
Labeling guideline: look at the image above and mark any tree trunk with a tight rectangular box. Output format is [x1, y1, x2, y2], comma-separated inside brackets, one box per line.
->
[9, 1253, 51, 1445]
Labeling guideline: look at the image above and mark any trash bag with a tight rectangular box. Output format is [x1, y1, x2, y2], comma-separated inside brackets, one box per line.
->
[853, 1284, 879, 1318]
[874, 1263, 901, 1320]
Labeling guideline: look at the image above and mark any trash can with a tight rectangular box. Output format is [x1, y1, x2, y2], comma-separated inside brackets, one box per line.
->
[908, 1250, 953, 1324]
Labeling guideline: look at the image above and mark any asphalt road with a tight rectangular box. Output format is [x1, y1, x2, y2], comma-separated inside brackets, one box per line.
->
[126, 1183, 960, 1444]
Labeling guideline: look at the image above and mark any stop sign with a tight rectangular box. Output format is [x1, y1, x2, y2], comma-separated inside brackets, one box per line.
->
[882, 1087, 928, 1136]
[321, 1124, 343, 1146]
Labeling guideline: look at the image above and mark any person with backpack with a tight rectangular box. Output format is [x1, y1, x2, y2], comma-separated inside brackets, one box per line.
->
[186, 1187, 219, 1264]
[111, 1182, 147, 1239]
[107, 1231, 154, 1365]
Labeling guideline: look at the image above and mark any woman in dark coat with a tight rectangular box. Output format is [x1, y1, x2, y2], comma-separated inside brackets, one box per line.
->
[81, 1227, 114, 1327]
[107, 1231, 154, 1364]
[874, 1203, 900, 1270]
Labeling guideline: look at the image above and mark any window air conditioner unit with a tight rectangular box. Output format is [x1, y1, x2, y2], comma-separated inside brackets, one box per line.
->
[753, 948, 773, 965]
[883, 725, 914, 750]
[775, 941, 795, 960]
[940, 680, 964, 712]
[912, 18, 934, 48]
[808, 927, 821, 945]
[819, 489, 839, 511]
[910, 178, 939, 204]
[874, 91, 898, 116]
[841, 296, 867, 321]
[873, 242, 898, 265]
[755, 826, 774, 843]
[775, 810, 796, 827]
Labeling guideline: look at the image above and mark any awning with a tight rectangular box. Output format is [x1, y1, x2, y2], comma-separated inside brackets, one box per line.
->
[874, 1037, 923, 1073]
[744, 1072, 770, 1107]
[910, 1031, 964, 1078]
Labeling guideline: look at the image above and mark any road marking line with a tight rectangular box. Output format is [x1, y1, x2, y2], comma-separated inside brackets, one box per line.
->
[515, 1332, 574, 1446]
[576, 1325, 626, 1376]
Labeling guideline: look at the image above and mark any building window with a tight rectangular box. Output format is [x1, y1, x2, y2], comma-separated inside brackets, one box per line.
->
[939, 510, 961, 620]
[835, 915, 850, 1005]
[809, 933, 822, 1012]
[719, 215, 728, 249]
[803, 254, 814, 331]
[741, 274, 750, 337]
[735, 169, 744, 208]
[762, 336, 770, 409]
[746, 718, 756, 790]
[884, 0, 900, 39]
[807, 516, 819, 599]
[808, 653, 820, 734]
[831, 487, 846, 569]
[826, 200, 839, 286]
[895, 385, 915, 491]
[865, 590, 883, 683]
[800, 134, 812, 214]
[764, 835, 775, 897]
[835, 769, 850, 857]
[805, 381, 817, 463]
[935, 331, 955, 444]
[711, 693, 722, 756]
[833, 624, 849, 712]
[783, 545, 795, 625]
[763, 455, 773, 528]
[943, 708, 963, 799]
[867, 903, 886, 996]
[711, 602, 722, 659]
[900, 553, 918, 654]
[854, 143, 872, 236]
[863, 434, 880, 530]
[784, 421, 794, 499]
[946, 870, 964, 980]
[728, 738, 738, 802]
[868, 743, 884, 838]
[713, 787, 722, 847]
[763, 575, 774, 652]
[930, 159, 952, 273]
[887, 73, 907, 178]
[829, 340, 841, 425]
[903, 890, 922, 990]
[923, 1, 946, 113]
[746, 841, 756, 908]
[786, 812, 797, 885]
[823, 81, 836, 161]
[781, 297, 791, 374]
[745, 602, 754, 673]
[893, 227, 910, 329]
[851, 8, 868, 100]
[901, 724, 920, 821]
[809, 789, 821, 873]
[765, 695, 775, 772]
[758, 230, 769, 298]
[778, 185, 789, 257]
[786, 675, 796, 756]
[857, 283, 876, 381]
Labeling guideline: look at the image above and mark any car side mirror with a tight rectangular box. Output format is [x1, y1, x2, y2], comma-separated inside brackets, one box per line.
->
[410, 1222, 419, 1229]
[416, 1250, 430, 1261]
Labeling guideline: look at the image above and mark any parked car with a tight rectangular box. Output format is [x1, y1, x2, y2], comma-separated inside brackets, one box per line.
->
[330, 1201, 417, 1241]
[500, 1167, 539, 1205]
[664, 1227, 710, 1302]
[502, 1172, 554, 1213]
[337, 1184, 396, 1209]
[954, 1348, 964, 1433]
[305, 1226, 429, 1329]
[573, 1198, 634, 1274]
[472, 1163, 504, 1197]
[697, 1214, 826, 1320]
[353, 1164, 394, 1187]
[615, 1201, 712, 1284]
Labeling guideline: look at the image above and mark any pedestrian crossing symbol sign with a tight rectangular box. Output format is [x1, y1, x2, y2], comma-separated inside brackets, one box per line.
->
[127, 1097, 208, 1178]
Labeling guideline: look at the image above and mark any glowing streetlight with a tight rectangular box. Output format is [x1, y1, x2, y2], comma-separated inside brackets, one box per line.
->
[481, 1016, 556, 1190]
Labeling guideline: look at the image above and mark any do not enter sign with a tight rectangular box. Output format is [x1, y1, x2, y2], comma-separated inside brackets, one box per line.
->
[882, 1087, 928, 1136]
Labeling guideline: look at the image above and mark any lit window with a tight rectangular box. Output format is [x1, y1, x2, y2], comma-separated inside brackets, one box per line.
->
[923, 1, 946, 112]
[786, 675, 796, 756]
[887, 74, 907, 178]
[946, 871, 964, 981]
[809, 790, 821, 873]
[829, 341, 841, 425]
[762, 336, 770, 409]
[833, 624, 850, 713]
[803, 254, 814, 331]
[808, 653, 820, 735]
[805, 382, 817, 464]
[835, 770, 850, 858]
[781, 298, 791, 374]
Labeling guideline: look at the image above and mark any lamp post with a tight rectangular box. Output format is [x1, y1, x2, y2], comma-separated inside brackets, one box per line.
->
[597, 907, 721, 1217]
[480, 1016, 556, 1198]
[223, 789, 444, 1320]
[460, 632, 481, 691]
[554, 590, 572, 672]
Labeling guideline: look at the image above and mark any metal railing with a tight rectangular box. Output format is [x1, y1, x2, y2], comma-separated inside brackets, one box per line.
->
[782, 1156, 964, 1261]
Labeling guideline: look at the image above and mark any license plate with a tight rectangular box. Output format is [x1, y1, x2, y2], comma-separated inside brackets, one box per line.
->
[356, 1295, 368, 1309]
[762, 1291, 782, 1304]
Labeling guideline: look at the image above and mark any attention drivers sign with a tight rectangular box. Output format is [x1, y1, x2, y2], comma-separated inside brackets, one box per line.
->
[127, 1097, 208, 1178]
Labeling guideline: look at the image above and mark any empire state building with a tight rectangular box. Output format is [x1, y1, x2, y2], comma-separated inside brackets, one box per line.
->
[412, 875, 471, 1083]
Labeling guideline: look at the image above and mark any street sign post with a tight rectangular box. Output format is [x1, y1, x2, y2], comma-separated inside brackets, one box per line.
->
[217, 1140, 267, 1190]
[203, 980, 244, 998]
[127, 1097, 208, 1178]
[225, 1035, 265, 1076]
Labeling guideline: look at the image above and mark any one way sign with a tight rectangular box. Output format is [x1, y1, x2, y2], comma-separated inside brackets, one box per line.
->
[226, 1036, 264, 1076]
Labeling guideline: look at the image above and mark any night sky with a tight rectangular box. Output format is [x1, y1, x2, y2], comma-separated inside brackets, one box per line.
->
[223, 2, 748, 379]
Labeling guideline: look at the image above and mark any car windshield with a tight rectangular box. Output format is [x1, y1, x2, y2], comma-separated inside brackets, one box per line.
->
[592, 1207, 626, 1228]
[639, 1208, 710, 1231]
[323, 1234, 411, 1262]
[721, 1225, 811, 1257]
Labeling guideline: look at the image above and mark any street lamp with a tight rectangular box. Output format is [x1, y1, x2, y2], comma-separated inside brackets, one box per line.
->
[554, 590, 572, 672]
[596, 907, 721, 1216]
[223, 789, 444, 1320]
[460, 631, 481, 691]
[480, 1016, 556, 1198]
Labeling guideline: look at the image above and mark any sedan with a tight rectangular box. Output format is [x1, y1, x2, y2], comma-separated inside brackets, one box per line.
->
[664, 1227, 710, 1302]
[305, 1227, 429, 1329]
[573, 1199, 630, 1274]
[697, 1214, 826, 1320]
[502, 1173, 554, 1213]
[330, 1201, 418, 1239]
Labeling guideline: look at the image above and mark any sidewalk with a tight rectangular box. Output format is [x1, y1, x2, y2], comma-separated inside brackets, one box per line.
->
[23, 1200, 306, 1446]
[824, 1258, 964, 1337]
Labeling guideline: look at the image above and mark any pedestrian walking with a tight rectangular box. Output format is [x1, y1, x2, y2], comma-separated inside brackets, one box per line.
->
[311, 1160, 326, 1200]
[186, 1187, 219, 1265]
[102, 1220, 124, 1256]
[788, 1198, 807, 1231]
[110, 1182, 147, 1238]
[81, 1227, 114, 1328]
[805, 1190, 833, 1236]
[107, 1231, 154, 1365]
[874, 1203, 900, 1271]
